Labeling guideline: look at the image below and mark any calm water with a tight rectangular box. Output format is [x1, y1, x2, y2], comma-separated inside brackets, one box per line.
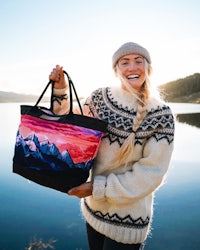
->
[0, 103, 200, 250]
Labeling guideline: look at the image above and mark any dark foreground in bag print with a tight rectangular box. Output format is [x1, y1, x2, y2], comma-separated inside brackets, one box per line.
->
[13, 70, 107, 193]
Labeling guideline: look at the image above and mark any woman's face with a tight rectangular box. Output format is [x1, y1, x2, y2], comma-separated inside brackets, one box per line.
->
[117, 54, 146, 91]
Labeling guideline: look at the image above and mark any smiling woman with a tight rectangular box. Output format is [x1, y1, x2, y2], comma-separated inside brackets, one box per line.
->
[112, 42, 153, 100]
[48, 42, 175, 250]
[117, 54, 146, 91]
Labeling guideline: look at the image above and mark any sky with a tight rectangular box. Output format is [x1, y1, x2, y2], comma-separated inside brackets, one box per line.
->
[0, 0, 200, 97]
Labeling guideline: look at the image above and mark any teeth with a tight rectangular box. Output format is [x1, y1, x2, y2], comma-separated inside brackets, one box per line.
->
[127, 75, 139, 79]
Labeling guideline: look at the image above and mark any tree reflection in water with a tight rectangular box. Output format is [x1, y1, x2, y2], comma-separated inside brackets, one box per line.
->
[176, 113, 200, 128]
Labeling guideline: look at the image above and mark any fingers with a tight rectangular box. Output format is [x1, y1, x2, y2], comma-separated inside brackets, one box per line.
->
[68, 187, 78, 195]
[49, 65, 63, 82]
[68, 182, 93, 198]
[49, 65, 67, 88]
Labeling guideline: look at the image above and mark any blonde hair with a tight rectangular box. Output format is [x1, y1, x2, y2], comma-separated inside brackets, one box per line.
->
[109, 59, 153, 168]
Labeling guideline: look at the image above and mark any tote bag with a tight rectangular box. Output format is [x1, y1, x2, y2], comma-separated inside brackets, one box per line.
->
[13, 70, 107, 193]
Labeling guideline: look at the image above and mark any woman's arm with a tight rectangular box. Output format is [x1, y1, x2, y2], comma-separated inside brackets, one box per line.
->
[49, 65, 93, 116]
[49, 65, 69, 115]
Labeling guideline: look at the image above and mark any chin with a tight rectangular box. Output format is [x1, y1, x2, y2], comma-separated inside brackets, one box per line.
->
[128, 83, 142, 91]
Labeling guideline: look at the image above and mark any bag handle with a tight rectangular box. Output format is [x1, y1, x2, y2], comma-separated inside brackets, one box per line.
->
[35, 70, 83, 115]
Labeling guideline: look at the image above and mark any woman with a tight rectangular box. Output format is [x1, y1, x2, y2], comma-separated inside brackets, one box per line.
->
[49, 42, 175, 250]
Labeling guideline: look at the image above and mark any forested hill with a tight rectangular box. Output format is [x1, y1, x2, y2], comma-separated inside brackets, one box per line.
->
[159, 73, 200, 103]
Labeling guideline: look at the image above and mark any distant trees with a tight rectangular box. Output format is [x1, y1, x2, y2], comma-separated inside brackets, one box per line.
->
[158, 73, 200, 103]
[176, 113, 200, 128]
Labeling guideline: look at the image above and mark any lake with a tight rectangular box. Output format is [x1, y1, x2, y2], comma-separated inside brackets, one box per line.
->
[0, 103, 200, 250]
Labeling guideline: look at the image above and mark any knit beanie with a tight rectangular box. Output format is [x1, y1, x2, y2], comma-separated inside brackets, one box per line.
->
[112, 42, 151, 68]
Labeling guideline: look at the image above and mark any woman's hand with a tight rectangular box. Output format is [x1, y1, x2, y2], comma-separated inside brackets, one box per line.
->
[49, 65, 67, 89]
[68, 182, 93, 198]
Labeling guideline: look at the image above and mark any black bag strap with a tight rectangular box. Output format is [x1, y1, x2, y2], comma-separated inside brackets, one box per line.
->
[63, 71, 83, 115]
[34, 70, 83, 115]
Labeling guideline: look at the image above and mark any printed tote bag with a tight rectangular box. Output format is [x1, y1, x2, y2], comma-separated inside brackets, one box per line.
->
[13, 70, 107, 193]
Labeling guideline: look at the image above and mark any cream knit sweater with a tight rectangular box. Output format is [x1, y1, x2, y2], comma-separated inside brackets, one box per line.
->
[53, 86, 175, 244]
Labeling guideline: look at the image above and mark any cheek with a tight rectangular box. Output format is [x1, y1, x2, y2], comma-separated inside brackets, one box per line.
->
[139, 65, 145, 73]
[120, 70, 127, 77]
[141, 75, 146, 84]
[140, 68, 146, 79]
[116, 66, 126, 78]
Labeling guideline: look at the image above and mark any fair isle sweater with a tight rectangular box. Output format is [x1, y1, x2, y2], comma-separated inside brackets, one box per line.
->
[53, 86, 175, 244]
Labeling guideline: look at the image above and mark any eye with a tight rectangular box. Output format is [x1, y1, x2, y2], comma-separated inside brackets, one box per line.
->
[136, 60, 143, 64]
[119, 60, 129, 66]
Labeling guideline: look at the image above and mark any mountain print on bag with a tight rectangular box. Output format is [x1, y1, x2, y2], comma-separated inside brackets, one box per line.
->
[14, 114, 103, 171]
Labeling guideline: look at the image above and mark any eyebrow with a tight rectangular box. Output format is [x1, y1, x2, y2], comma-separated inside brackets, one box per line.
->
[119, 56, 143, 61]
[135, 56, 143, 60]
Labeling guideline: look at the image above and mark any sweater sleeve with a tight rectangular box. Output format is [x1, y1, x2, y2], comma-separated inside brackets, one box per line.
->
[93, 108, 175, 204]
[52, 87, 70, 115]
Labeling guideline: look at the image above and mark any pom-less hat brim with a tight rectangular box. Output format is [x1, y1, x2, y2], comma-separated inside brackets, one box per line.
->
[112, 42, 151, 68]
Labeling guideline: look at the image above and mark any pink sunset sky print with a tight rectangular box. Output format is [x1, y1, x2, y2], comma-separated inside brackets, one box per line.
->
[19, 115, 103, 164]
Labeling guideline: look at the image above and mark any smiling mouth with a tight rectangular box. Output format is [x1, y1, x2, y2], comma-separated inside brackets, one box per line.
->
[127, 75, 140, 80]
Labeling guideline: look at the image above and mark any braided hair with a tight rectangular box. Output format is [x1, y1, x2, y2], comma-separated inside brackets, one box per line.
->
[109, 59, 153, 168]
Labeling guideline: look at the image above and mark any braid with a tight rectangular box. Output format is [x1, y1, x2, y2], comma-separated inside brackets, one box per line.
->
[132, 102, 146, 132]
[132, 83, 150, 133]
[109, 61, 150, 169]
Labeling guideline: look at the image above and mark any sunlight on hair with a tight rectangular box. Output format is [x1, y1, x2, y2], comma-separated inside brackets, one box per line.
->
[109, 59, 154, 169]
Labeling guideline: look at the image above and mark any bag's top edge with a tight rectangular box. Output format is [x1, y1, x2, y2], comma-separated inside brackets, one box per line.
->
[20, 105, 108, 132]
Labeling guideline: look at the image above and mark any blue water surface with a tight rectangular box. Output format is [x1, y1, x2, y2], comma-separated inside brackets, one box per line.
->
[0, 103, 200, 250]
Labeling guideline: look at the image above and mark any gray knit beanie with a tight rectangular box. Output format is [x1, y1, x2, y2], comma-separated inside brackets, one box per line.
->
[112, 42, 151, 68]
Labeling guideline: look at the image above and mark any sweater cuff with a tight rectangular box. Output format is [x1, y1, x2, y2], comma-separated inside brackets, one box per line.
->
[53, 87, 68, 95]
[92, 176, 107, 200]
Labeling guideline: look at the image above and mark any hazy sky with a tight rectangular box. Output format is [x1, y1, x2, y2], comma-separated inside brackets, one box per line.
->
[0, 0, 199, 96]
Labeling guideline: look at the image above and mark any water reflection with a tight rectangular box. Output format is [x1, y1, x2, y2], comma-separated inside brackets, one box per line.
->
[176, 113, 200, 128]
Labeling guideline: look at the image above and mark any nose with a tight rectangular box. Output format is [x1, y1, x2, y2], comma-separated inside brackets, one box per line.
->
[127, 62, 137, 71]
